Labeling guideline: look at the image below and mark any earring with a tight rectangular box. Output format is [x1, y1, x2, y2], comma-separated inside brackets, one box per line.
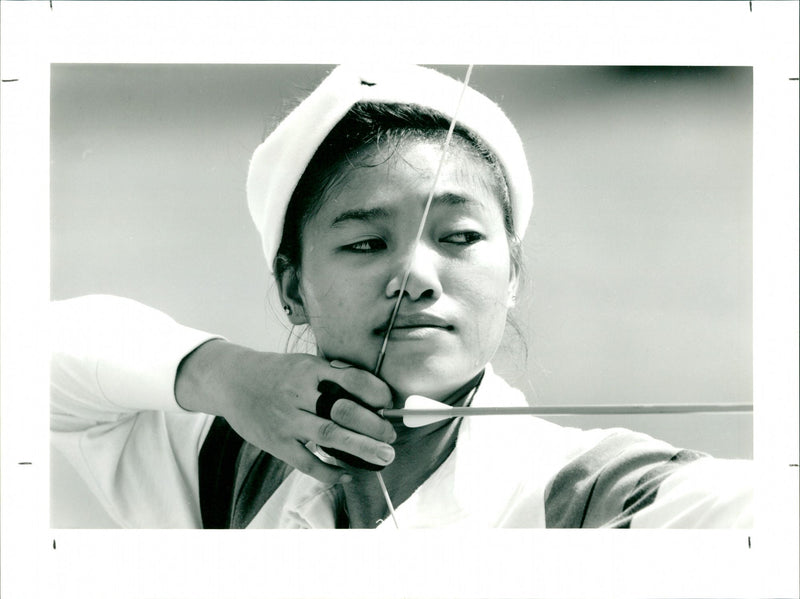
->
[282, 304, 293, 316]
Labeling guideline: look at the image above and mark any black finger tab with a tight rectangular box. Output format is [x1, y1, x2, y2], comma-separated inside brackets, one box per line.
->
[315, 390, 338, 420]
[316, 380, 385, 471]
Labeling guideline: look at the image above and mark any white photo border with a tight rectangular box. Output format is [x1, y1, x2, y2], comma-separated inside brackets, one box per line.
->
[1, 2, 797, 598]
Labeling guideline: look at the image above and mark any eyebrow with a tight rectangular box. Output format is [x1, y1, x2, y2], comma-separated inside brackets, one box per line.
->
[431, 192, 476, 208]
[329, 192, 480, 227]
[330, 206, 392, 227]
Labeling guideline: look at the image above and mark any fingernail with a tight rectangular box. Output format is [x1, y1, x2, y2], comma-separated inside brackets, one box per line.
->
[377, 446, 395, 464]
[330, 360, 353, 369]
[339, 474, 352, 484]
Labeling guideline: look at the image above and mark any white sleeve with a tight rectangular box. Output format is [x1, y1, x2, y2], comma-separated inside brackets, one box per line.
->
[542, 428, 753, 529]
[629, 458, 753, 529]
[50, 295, 221, 528]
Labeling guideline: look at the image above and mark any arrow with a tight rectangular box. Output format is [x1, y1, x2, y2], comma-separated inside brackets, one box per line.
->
[380, 395, 754, 428]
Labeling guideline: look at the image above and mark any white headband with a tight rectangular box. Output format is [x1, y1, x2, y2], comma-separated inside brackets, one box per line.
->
[246, 64, 533, 273]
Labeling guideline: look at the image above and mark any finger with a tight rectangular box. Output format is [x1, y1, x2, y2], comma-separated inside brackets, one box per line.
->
[323, 362, 393, 409]
[286, 442, 352, 486]
[330, 398, 396, 443]
[303, 414, 395, 467]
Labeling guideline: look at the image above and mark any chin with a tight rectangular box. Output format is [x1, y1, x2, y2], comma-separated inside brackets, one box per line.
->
[381, 359, 480, 402]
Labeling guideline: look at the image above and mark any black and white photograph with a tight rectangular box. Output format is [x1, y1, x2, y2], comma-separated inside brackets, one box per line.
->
[49, 62, 755, 531]
[2, 2, 798, 599]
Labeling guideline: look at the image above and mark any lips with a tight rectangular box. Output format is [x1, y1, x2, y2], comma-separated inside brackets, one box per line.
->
[373, 313, 454, 336]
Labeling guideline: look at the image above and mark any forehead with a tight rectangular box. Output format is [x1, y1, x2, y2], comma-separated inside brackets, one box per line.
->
[316, 138, 503, 218]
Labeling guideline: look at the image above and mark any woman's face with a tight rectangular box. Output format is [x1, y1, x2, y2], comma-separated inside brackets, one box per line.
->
[284, 139, 518, 402]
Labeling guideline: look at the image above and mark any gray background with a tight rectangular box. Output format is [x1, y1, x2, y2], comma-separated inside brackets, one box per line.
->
[51, 64, 752, 466]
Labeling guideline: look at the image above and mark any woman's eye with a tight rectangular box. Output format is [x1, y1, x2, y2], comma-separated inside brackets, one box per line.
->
[442, 231, 483, 245]
[343, 238, 386, 253]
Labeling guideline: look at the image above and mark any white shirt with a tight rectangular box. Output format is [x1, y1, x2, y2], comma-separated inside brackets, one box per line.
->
[50, 295, 752, 529]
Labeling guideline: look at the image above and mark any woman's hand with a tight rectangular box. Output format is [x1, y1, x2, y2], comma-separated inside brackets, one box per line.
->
[175, 340, 396, 484]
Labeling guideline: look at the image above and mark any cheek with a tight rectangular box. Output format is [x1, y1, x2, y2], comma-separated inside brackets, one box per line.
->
[299, 268, 384, 370]
[299, 262, 372, 342]
[302, 274, 350, 321]
[468, 279, 511, 341]
[450, 246, 513, 342]
[468, 244, 513, 304]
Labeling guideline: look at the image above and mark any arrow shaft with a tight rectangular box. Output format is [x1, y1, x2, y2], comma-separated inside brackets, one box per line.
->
[381, 403, 753, 418]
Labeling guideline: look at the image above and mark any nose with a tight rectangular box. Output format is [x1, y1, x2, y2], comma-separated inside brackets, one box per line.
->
[385, 243, 442, 302]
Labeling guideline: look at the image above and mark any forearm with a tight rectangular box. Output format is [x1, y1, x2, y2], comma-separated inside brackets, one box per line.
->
[175, 338, 249, 416]
[175, 340, 298, 423]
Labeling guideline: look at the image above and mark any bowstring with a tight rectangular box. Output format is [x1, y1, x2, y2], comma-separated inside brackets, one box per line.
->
[371, 65, 475, 529]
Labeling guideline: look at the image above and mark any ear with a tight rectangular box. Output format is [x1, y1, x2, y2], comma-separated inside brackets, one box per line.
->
[276, 260, 309, 326]
[507, 258, 521, 308]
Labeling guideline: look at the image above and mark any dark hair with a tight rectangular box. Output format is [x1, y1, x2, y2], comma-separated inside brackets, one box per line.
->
[274, 101, 521, 281]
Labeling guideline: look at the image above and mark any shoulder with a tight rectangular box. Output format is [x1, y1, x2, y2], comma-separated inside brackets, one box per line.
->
[542, 426, 699, 527]
[479, 368, 752, 528]
[542, 425, 752, 528]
